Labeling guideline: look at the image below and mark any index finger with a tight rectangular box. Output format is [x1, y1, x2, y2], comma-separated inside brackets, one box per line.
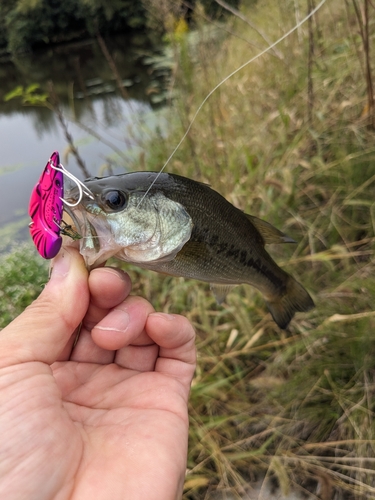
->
[59, 267, 132, 362]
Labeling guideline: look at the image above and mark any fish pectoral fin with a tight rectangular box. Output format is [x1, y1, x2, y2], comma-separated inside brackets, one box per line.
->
[246, 215, 296, 245]
[210, 284, 235, 304]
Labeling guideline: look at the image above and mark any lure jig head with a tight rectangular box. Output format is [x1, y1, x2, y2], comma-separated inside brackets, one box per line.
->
[29, 151, 65, 259]
[29, 151, 91, 259]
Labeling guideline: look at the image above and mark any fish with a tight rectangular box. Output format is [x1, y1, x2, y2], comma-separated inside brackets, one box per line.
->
[64, 171, 314, 329]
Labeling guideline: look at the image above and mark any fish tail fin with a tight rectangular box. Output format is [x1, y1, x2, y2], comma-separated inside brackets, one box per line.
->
[265, 276, 314, 329]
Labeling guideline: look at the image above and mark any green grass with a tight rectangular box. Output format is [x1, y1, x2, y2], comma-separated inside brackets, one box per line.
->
[0, 244, 48, 328]
[136, 1, 375, 497]
[2, 0, 375, 498]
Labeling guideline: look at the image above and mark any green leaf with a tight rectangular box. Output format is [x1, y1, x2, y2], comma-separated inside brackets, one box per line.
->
[4, 86, 24, 102]
[25, 83, 40, 93]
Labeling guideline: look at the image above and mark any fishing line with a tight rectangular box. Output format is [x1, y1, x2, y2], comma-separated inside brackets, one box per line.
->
[137, 0, 327, 207]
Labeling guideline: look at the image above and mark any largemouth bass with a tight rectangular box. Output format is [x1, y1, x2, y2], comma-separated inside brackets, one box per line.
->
[64, 172, 314, 329]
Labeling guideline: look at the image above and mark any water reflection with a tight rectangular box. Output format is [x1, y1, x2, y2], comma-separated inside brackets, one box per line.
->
[0, 34, 161, 114]
[0, 34, 165, 249]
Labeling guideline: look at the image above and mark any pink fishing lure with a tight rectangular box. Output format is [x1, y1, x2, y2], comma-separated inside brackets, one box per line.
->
[29, 151, 64, 259]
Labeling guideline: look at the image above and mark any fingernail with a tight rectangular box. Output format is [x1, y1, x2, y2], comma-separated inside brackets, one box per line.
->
[150, 312, 176, 321]
[95, 309, 130, 333]
[50, 250, 71, 279]
[93, 267, 129, 283]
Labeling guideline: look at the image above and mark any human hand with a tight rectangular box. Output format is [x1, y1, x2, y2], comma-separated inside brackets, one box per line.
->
[0, 248, 196, 500]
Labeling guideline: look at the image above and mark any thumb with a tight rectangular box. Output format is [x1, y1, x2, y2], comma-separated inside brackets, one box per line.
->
[0, 248, 89, 367]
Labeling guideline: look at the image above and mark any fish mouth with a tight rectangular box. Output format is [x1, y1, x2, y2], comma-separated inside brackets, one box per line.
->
[63, 204, 98, 248]
[63, 199, 118, 268]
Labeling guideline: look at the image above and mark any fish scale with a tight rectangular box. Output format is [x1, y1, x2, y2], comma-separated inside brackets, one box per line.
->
[152, 176, 287, 290]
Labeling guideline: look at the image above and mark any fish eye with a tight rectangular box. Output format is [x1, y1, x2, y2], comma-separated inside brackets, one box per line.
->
[102, 190, 127, 211]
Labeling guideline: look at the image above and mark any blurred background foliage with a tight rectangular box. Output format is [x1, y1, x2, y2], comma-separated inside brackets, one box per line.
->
[0, 0, 240, 54]
[2, 0, 375, 498]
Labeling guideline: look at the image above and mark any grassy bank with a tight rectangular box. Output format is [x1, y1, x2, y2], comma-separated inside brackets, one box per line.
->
[2, 0, 375, 498]
[136, 1, 375, 498]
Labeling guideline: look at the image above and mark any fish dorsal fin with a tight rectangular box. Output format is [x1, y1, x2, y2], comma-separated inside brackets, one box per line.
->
[246, 215, 296, 245]
[210, 284, 235, 304]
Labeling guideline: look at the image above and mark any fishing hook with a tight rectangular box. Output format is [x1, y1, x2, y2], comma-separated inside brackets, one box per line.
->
[50, 160, 94, 207]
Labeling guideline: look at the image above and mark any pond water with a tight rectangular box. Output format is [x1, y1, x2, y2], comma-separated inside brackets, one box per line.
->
[0, 34, 167, 251]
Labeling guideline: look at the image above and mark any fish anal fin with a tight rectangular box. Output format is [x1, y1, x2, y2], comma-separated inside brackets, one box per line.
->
[246, 215, 296, 245]
[210, 284, 235, 304]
